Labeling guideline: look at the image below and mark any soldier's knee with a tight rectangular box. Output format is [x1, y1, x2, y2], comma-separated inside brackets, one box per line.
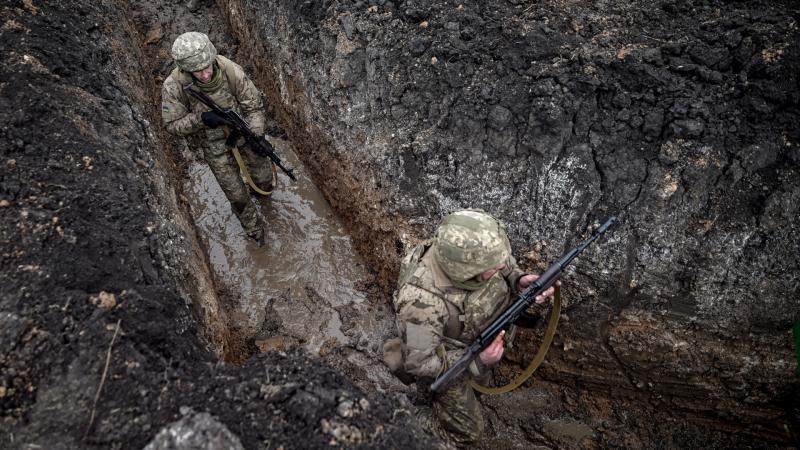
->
[214, 173, 249, 208]
[447, 415, 484, 447]
[252, 163, 274, 190]
[436, 407, 484, 446]
[221, 182, 246, 205]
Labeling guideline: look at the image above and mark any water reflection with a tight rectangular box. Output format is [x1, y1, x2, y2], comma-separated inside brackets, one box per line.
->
[184, 139, 377, 354]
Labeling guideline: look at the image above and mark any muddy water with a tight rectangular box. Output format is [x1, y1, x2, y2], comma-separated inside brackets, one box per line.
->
[183, 139, 389, 357]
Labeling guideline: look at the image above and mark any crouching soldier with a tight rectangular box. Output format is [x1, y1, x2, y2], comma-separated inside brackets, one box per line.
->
[161, 31, 273, 243]
[385, 209, 555, 447]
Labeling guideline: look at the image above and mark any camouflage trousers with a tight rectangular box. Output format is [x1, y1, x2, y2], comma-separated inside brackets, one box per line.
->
[417, 379, 484, 448]
[203, 139, 273, 237]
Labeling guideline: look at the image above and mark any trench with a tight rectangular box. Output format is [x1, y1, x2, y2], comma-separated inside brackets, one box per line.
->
[184, 143, 361, 352]
[118, 1, 797, 449]
[126, 0, 403, 390]
[181, 139, 395, 368]
[1, 0, 796, 447]
[125, 3, 633, 444]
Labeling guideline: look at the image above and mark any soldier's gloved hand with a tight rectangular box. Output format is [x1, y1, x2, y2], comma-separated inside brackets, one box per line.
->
[201, 111, 233, 129]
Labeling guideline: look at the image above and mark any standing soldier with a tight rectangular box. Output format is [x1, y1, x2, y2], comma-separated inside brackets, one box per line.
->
[161, 31, 273, 243]
[386, 209, 555, 447]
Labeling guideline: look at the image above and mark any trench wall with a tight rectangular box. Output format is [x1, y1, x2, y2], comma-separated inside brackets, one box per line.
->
[221, 0, 420, 291]
[224, 0, 800, 442]
[0, 1, 432, 449]
[0, 0, 224, 447]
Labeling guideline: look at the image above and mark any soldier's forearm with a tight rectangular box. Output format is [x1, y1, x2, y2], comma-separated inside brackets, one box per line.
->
[243, 111, 266, 136]
[164, 112, 203, 136]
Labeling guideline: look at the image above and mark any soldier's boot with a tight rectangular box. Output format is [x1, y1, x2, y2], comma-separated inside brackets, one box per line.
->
[226, 194, 264, 245]
[245, 224, 266, 246]
[240, 206, 266, 247]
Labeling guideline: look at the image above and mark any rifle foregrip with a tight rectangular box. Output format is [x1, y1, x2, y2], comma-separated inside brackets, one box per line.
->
[532, 264, 562, 292]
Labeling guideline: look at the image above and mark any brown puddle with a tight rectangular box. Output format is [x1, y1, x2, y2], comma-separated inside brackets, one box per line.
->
[183, 139, 390, 358]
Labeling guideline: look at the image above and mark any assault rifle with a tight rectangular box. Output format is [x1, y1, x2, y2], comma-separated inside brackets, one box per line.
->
[183, 83, 296, 181]
[430, 216, 617, 393]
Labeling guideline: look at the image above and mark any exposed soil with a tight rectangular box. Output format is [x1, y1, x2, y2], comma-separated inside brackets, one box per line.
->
[0, 0, 430, 449]
[1, 0, 798, 449]
[222, 0, 800, 447]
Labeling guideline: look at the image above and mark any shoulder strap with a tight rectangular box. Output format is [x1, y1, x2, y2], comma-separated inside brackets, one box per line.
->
[215, 55, 240, 90]
[397, 241, 430, 288]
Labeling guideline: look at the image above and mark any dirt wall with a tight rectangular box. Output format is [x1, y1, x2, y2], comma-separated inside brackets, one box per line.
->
[227, 0, 800, 444]
[0, 1, 432, 448]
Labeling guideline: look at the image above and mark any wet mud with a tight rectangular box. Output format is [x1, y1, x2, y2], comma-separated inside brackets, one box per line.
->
[183, 139, 397, 373]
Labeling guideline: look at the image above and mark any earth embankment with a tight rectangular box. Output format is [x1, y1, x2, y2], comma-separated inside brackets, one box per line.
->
[0, 1, 431, 449]
[224, 0, 800, 446]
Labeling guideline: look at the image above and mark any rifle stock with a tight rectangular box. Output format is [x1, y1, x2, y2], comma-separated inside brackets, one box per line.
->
[430, 216, 617, 393]
[183, 83, 296, 181]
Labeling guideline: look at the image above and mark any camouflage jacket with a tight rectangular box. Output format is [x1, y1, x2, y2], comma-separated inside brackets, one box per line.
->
[161, 55, 265, 142]
[392, 242, 527, 380]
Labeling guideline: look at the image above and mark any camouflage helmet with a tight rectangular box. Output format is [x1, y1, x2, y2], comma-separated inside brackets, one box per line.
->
[171, 32, 217, 72]
[434, 209, 511, 282]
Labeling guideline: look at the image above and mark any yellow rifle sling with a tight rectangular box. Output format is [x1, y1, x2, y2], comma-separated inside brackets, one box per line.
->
[223, 127, 277, 196]
[470, 284, 561, 395]
[232, 146, 277, 196]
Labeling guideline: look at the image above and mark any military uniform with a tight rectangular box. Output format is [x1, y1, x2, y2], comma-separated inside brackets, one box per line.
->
[389, 210, 528, 447]
[161, 32, 272, 239]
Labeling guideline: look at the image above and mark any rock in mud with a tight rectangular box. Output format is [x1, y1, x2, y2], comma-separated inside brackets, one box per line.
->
[143, 411, 245, 450]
